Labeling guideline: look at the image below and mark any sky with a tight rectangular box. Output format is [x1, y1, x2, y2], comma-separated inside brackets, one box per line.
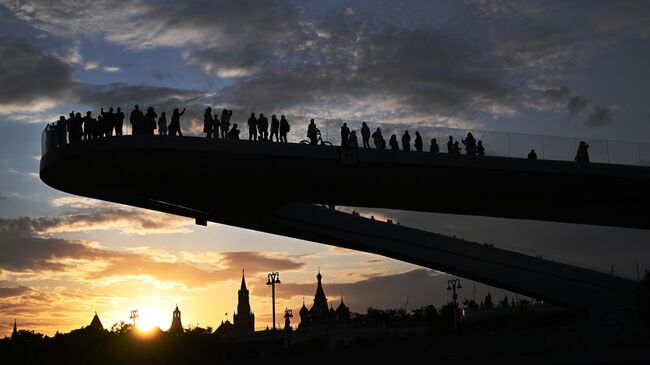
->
[2, 0, 650, 336]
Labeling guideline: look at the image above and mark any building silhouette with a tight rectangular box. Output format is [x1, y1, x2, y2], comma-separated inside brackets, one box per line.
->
[299, 270, 351, 328]
[169, 305, 184, 334]
[12, 319, 17, 338]
[88, 312, 104, 330]
[233, 270, 255, 334]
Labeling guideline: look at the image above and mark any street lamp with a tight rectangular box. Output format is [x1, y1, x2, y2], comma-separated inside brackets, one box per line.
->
[267, 272, 281, 340]
[447, 278, 462, 336]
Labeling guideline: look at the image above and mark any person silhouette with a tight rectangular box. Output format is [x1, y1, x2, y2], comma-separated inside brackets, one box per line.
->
[227, 123, 240, 139]
[101, 107, 115, 137]
[414, 131, 423, 152]
[115, 107, 125, 136]
[401, 131, 411, 151]
[372, 127, 385, 149]
[158, 112, 167, 135]
[348, 130, 359, 148]
[453, 141, 461, 154]
[82, 111, 93, 140]
[168, 108, 185, 136]
[430, 138, 439, 153]
[93, 115, 101, 139]
[280, 115, 290, 142]
[270, 114, 280, 142]
[447, 136, 454, 153]
[389, 134, 399, 150]
[340, 123, 350, 147]
[258, 113, 269, 141]
[203, 107, 214, 138]
[145, 107, 157, 135]
[220, 109, 230, 139]
[213, 112, 221, 139]
[66, 112, 76, 144]
[527, 149, 538, 160]
[361, 122, 371, 148]
[462, 132, 476, 156]
[73, 112, 83, 142]
[307, 119, 318, 145]
[129, 105, 144, 136]
[477, 140, 485, 157]
[56, 116, 67, 147]
[575, 141, 590, 162]
[248, 113, 258, 141]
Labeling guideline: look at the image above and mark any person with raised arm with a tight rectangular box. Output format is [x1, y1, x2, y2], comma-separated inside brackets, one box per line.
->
[168, 108, 185, 136]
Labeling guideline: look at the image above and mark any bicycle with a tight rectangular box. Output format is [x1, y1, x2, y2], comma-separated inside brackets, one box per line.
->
[299, 130, 333, 146]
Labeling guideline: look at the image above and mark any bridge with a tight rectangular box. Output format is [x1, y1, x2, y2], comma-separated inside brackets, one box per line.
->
[39, 134, 646, 328]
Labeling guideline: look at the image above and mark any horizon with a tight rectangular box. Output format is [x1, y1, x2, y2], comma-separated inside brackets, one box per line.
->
[2, 0, 650, 340]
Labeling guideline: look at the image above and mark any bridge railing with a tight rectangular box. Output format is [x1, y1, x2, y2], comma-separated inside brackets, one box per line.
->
[312, 119, 650, 166]
[42, 120, 650, 166]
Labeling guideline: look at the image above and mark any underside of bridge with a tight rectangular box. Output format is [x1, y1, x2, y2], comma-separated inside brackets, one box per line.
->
[40, 136, 645, 328]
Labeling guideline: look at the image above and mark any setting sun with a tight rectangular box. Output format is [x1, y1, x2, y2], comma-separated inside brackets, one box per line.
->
[133, 307, 167, 332]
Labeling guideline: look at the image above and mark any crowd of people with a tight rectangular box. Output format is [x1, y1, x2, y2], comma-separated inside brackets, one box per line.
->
[45, 105, 591, 162]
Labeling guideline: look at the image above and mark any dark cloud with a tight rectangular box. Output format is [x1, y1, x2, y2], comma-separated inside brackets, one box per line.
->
[533, 86, 589, 118]
[76, 83, 205, 110]
[0, 217, 114, 272]
[586, 105, 613, 126]
[0, 285, 34, 298]
[0, 216, 303, 288]
[567, 95, 589, 118]
[0, 37, 74, 106]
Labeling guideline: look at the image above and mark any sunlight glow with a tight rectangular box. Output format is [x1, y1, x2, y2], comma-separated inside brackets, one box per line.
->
[135, 307, 168, 332]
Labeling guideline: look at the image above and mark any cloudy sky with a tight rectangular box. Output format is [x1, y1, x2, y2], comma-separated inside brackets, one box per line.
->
[2, 0, 650, 336]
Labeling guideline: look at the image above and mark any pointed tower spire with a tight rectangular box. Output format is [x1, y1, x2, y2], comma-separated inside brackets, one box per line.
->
[12, 319, 17, 338]
[240, 269, 248, 291]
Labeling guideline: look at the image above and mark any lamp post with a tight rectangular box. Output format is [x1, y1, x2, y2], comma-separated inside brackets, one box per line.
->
[267, 272, 281, 340]
[447, 278, 462, 336]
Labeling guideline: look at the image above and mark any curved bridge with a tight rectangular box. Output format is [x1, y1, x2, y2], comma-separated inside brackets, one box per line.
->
[40, 136, 645, 326]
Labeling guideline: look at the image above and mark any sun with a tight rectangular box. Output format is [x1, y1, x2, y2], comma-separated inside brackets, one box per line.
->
[135, 307, 168, 332]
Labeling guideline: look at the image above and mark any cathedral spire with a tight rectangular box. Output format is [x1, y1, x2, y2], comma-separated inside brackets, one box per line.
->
[12, 319, 17, 338]
[240, 269, 247, 291]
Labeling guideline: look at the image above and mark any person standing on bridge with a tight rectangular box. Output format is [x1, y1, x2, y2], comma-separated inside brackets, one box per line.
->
[258, 113, 269, 141]
[280, 115, 290, 142]
[575, 141, 590, 163]
[248, 113, 258, 141]
[447, 136, 454, 154]
[144, 107, 157, 135]
[361, 122, 371, 148]
[527, 149, 537, 160]
[462, 132, 476, 156]
[430, 138, 439, 153]
[372, 127, 385, 149]
[270, 114, 280, 142]
[401, 130, 411, 151]
[168, 108, 185, 136]
[114, 107, 125, 136]
[414, 131, 423, 152]
[340, 123, 350, 147]
[129, 105, 144, 136]
[348, 130, 359, 148]
[477, 140, 485, 157]
[158, 112, 167, 135]
[307, 119, 318, 144]
[389, 134, 399, 150]
[220, 109, 230, 138]
[203, 107, 214, 138]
